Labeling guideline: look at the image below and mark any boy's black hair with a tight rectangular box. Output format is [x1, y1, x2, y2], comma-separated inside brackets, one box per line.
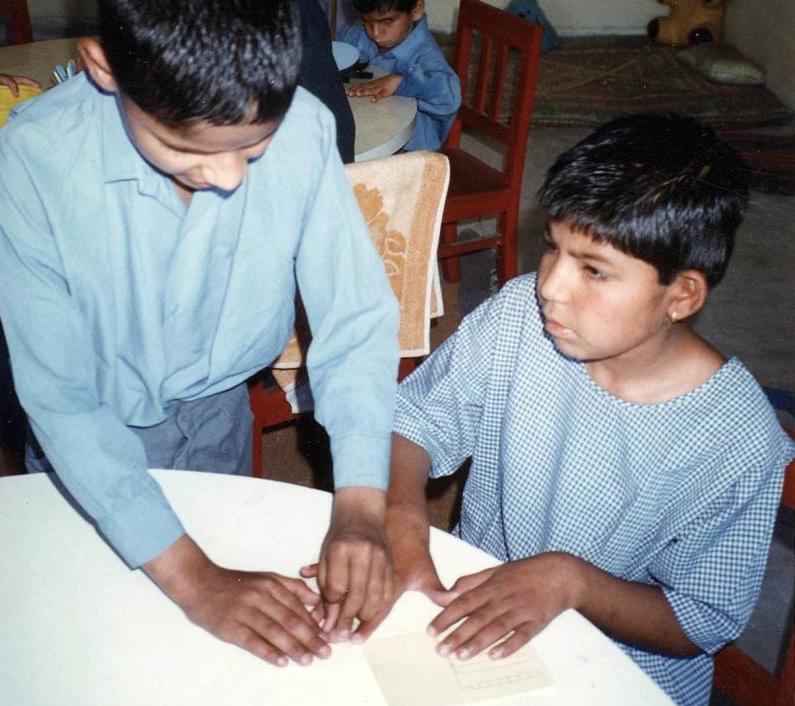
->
[99, 0, 302, 126]
[352, 0, 419, 15]
[539, 113, 750, 288]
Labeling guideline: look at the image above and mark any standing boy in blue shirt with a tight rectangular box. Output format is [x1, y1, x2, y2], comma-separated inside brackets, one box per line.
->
[0, 0, 399, 668]
[358, 114, 794, 705]
[340, 0, 461, 151]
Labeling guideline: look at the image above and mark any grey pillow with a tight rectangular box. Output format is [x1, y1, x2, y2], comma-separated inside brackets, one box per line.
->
[676, 43, 765, 85]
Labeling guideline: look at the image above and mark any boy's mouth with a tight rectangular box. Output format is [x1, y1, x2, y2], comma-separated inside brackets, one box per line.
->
[543, 317, 573, 338]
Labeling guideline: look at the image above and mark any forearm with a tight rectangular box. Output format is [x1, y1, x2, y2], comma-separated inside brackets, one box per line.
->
[386, 433, 433, 528]
[142, 534, 216, 610]
[566, 554, 700, 656]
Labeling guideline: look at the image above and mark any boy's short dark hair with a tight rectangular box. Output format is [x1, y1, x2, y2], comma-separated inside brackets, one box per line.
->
[99, 0, 302, 127]
[352, 0, 419, 15]
[539, 113, 750, 287]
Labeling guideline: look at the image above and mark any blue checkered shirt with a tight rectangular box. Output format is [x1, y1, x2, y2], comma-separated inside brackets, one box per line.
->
[394, 273, 793, 706]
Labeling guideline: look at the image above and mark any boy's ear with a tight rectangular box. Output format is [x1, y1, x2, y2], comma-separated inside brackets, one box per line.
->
[411, 0, 425, 21]
[666, 269, 709, 323]
[77, 37, 118, 93]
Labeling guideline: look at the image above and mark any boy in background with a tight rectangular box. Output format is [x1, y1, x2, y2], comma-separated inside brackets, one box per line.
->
[340, 0, 460, 151]
[0, 0, 398, 667]
[365, 114, 794, 706]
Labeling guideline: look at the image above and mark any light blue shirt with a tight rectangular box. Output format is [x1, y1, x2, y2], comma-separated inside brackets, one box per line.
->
[394, 274, 794, 706]
[340, 15, 461, 151]
[0, 75, 399, 568]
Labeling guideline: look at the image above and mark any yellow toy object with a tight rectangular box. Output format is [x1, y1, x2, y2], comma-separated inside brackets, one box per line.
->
[647, 0, 726, 47]
[0, 83, 43, 127]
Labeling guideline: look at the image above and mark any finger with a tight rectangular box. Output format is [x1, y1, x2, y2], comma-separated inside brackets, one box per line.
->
[449, 568, 496, 594]
[0, 76, 19, 96]
[267, 579, 330, 639]
[238, 626, 290, 667]
[15, 76, 41, 88]
[488, 624, 538, 660]
[310, 601, 325, 625]
[276, 575, 321, 607]
[321, 600, 341, 634]
[246, 606, 329, 665]
[316, 553, 329, 596]
[443, 613, 519, 660]
[321, 547, 351, 605]
[299, 563, 319, 579]
[351, 606, 389, 643]
[424, 586, 457, 607]
[279, 576, 320, 606]
[335, 549, 374, 635]
[428, 591, 487, 637]
[358, 553, 389, 622]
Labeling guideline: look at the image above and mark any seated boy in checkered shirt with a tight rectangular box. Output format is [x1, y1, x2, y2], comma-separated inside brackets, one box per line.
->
[358, 114, 795, 706]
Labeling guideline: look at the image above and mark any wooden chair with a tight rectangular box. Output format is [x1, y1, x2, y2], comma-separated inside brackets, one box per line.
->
[712, 427, 795, 706]
[249, 151, 450, 477]
[0, 0, 33, 45]
[437, 0, 542, 284]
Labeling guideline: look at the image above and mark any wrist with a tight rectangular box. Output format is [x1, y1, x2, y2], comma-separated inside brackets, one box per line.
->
[333, 485, 386, 521]
[142, 534, 216, 610]
[554, 552, 588, 611]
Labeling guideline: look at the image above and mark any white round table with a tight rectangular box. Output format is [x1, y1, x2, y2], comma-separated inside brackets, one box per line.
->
[0, 470, 674, 706]
[348, 67, 417, 161]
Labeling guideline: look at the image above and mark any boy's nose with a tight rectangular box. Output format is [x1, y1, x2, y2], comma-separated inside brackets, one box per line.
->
[200, 152, 249, 192]
[538, 256, 569, 303]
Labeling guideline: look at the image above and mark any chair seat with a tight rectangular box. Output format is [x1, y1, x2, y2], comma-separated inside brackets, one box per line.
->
[441, 146, 511, 199]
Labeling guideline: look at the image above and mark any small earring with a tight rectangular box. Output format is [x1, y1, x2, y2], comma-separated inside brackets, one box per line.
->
[669, 311, 678, 323]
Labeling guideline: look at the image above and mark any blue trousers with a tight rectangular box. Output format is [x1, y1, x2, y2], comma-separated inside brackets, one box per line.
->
[26, 382, 253, 476]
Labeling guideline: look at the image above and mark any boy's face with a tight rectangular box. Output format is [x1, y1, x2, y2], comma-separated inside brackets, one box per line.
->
[361, 2, 423, 52]
[537, 221, 674, 368]
[119, 95, 280, 194]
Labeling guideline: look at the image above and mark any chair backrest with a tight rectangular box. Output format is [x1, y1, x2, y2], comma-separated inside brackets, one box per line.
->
[445, 0, 542, 186]
[0, 0, 33, 45]
[271, 150, 450, 369]
[713, 427, 795, 706]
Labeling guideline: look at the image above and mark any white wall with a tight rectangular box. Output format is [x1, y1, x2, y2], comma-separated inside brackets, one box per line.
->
[427, 0, 660, 35]
[724, 0, 795, 109]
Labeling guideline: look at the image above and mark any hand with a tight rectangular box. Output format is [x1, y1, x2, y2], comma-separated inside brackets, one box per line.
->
[144, 535, 330, 667]
[429, 552, 583, 661]
[301, 486, 392, 642]
[0, 73, 41, 97]
[346, 74, 402, 102]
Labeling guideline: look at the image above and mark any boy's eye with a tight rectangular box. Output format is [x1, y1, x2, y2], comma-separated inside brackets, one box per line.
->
[584, 264, 607, 280]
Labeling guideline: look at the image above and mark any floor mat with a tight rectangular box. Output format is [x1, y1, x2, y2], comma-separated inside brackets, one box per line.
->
[435, 34, 793, 130]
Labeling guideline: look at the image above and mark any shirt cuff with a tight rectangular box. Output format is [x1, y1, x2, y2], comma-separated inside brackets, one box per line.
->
[98, 476, 186, 569]
[330, 432, 390, 490]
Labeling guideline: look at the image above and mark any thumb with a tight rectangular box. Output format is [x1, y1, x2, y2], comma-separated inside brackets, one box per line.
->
[300, 562, 319, 578]
[424, 586, 457, 607]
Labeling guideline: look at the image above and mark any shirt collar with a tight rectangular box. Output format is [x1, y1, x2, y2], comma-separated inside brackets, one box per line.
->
[387, 14, 430, 62]
[100, 89, 156, 187]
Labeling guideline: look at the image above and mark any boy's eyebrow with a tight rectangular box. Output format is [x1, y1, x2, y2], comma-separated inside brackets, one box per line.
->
[161, 128, 276, 155]
[572, 248, 613, 264]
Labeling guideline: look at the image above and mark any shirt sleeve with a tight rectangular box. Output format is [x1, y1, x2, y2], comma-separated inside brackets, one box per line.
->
[648, 427, 792, 654]
[0, 139, 184, 569]
[294, 109, 400, 490]
[394, 287, 505, 478]
[397, 48, 461, 151]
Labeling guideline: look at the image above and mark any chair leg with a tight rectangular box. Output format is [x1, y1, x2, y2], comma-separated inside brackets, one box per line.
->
[497, 209, 519, 284]
[440, 222, 461, 284]
[248, 377, 296, 478]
